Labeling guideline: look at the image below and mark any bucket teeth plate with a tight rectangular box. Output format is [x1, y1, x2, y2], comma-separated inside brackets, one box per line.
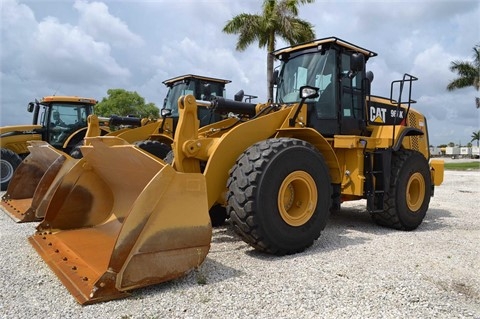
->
[29, 222, 128, 305]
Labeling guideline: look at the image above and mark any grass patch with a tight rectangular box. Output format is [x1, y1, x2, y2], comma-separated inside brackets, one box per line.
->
[444, 161, 480, 170]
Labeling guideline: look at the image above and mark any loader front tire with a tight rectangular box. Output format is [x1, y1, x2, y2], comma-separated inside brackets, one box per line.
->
[371, 150, 431, 230]
[1, 148, 22, 191]
[227, 138, 332, 255]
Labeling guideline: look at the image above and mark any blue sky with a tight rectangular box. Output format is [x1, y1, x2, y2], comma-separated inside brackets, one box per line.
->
[1, 0, 479, 146]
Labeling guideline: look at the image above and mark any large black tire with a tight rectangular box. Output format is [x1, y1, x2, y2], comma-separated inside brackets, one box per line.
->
[371, 149, 432, 231]
[135, 140, 172, 159]
[1, 148, 22, 191]
[227, 138, 332, 255]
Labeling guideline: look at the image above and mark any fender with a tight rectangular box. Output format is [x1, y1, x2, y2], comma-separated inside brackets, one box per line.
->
[62, 127, 110, 149]
[0, 125, 42, 136]
[392, 127, 424, 151]
[275, 127, 342, 184]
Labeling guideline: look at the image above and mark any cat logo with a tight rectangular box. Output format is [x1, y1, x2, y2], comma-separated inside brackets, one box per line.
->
[369, 105, 405, 124]
[370, 106, 387, 123]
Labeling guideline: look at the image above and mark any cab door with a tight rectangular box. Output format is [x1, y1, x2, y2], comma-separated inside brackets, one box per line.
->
[339, 52, 367, 136]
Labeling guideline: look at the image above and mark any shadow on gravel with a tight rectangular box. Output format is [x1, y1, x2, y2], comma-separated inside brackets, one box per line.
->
[329, 206, 453, 233]
[419, 208, 453, 231]
[123, 207, 456, 301]
[237, 205, 455, 261]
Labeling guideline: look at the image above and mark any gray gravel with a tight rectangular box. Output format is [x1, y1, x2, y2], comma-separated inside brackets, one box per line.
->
[0, 169, 479, 319]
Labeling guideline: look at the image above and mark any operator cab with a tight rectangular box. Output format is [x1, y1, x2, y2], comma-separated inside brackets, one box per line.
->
[162, 74, 231, 127]
[274, 37, 377, 136]
[36, 96, 96, 148]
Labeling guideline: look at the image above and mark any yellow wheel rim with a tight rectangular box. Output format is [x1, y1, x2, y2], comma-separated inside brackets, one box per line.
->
[278, 171, 317, 227]
[406, 172, 425, 212]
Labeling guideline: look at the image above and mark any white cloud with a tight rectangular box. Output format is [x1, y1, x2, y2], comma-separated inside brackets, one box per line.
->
[29, 17, 130, 85]
[74, 0, 144, 48]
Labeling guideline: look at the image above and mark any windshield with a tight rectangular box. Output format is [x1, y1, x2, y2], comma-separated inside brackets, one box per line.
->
[163, 79, 227, 117]
[276, 49, 335, 104]
[42, 103, 89, 128]
[163, 82, 193, 117]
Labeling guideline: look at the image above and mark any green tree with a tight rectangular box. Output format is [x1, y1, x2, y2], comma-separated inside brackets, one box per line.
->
[95, 89, 159, 119]
[447, 44, 480, 108]
[471, 130, 480, 147]
[223, 0, 316, 100]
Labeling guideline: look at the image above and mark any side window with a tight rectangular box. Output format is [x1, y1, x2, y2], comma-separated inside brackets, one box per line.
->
[40, 107, 47, 127]
[313, 51, 336, 118]
[341, 53, 363, 119]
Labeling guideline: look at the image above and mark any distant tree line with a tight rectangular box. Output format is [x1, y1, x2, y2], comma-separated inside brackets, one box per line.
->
[95, 89, 159, 120]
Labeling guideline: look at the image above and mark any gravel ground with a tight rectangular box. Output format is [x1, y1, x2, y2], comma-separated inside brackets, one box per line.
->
[0, 169, 479, 319]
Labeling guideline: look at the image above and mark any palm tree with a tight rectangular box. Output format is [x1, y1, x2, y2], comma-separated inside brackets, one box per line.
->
[223, 0, 316, 101]
[447, 44, 480, 108]
[471, 130, 480, 147]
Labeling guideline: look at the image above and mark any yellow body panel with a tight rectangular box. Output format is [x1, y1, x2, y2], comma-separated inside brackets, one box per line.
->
[0, 125, 43, 154]
[334, 148, 366, 197]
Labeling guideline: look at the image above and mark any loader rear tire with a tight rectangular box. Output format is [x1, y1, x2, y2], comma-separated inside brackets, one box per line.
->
[1, 148, 22, 191]
[227, 138, 332, 255]
[371, 149, 431, 230]
[135, 140, 171, 159]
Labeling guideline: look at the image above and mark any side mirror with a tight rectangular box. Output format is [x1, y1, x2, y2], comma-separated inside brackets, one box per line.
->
[351, 53, 365, 72]
[161, 108, 172, 118]
[366, 71, 374, 83]
[272, 70, 279, 85]
[366, 71, 374, 95]
[299, 86, 319, 100]
[234, 90, 244, 102]
[348, 53, 365, 78]
[27, 102, 35, 113]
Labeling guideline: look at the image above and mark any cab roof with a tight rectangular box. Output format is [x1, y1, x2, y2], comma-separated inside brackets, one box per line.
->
[40, 96, 97, 105]
[273, 36, 377, 60]
[162, 74, 232, 87]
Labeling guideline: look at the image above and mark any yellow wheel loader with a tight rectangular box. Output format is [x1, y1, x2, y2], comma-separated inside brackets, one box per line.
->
[0, 75, 235, 223]
[28, 37, 443, 304]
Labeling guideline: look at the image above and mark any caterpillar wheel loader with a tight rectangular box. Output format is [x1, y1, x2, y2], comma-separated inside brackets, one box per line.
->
[0, 96, 111, 191]
[0, 75, 236, 223]
[28, 37, 443, 305]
